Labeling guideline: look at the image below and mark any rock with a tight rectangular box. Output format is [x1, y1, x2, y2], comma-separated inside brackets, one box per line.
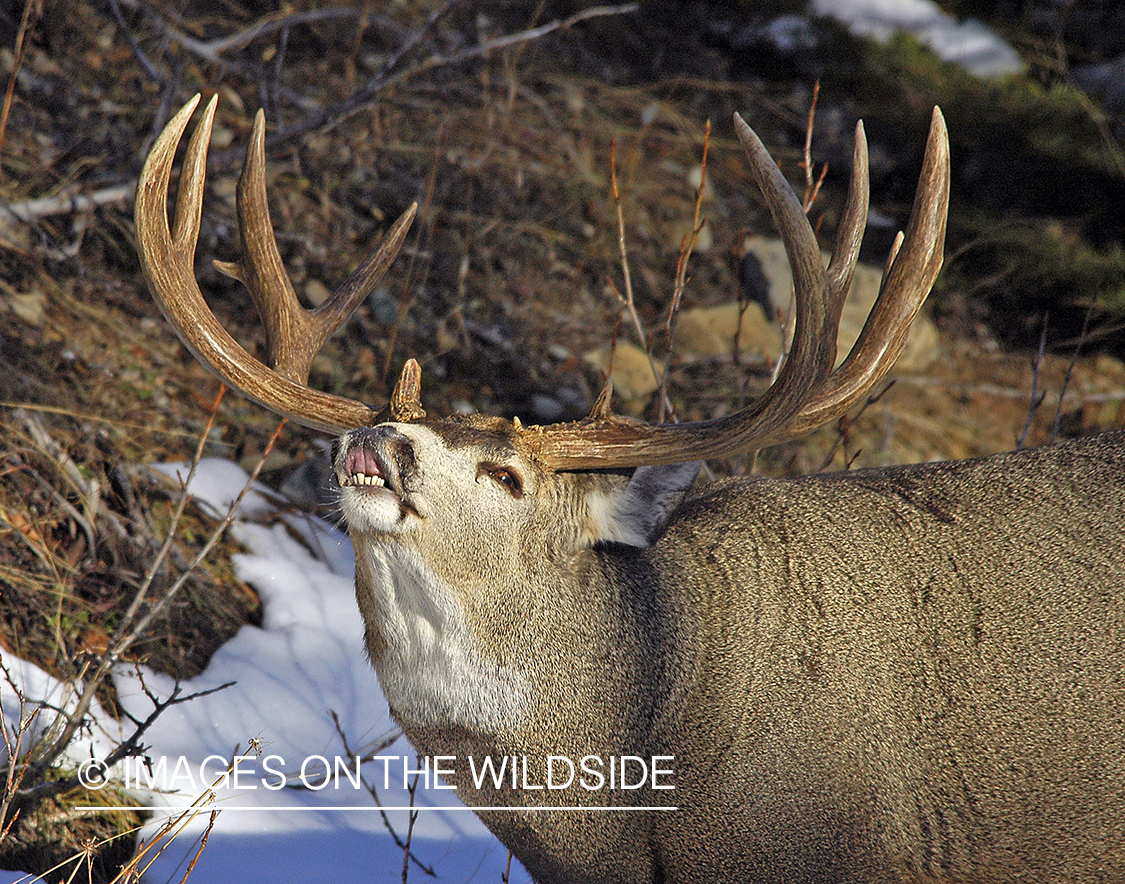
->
[583, 342, 658, 411]
[676, 301, 780, 363]
[676, 236, 942, 373]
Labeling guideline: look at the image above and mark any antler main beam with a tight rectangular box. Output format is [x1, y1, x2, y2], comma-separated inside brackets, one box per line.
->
[527, 108, 949, 470]
[135, 94, 418, 434]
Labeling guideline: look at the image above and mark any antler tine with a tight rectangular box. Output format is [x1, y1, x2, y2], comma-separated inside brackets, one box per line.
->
[825, 121, 870, 321]
[778, 107, 950, 442]
[214, 110, 418, 386]
[525, 112, 842, 470]
[135, 94, 418, 434]
[524, 108, 946, 471]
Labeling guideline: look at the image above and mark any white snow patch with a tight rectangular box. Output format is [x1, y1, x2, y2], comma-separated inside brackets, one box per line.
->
[811, 0, 1025, 79]
[2, 459, 528, 884]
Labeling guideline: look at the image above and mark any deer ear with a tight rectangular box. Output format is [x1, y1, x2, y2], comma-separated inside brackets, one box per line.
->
[584, 462, 701, 548]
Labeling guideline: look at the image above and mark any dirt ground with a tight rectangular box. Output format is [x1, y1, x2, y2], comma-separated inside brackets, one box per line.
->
[2, 0, 1125, 879]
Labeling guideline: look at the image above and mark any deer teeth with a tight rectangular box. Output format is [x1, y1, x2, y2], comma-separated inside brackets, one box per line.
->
[345, 472, 386, 488]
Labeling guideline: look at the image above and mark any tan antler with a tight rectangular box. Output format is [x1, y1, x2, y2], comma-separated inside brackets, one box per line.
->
[135, 93, 419, 434]
[138, 95, 948, 468]
[523, 107, 949, 470]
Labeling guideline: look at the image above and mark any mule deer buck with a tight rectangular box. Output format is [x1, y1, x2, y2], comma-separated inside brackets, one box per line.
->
[136, 94, 1124, 883]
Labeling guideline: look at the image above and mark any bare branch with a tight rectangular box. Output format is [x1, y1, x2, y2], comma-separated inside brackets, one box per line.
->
[262, 3, 641, 148]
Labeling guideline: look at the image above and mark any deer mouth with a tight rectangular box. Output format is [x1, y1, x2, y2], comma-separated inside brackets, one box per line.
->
[338, 444, 400, 497]
[333, 426, 423, 531]
[340, 445, 390, 490]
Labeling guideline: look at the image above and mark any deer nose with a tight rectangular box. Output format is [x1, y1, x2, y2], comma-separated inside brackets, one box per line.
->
[348, 425, 411, 447]
[333, 425, 411, 461]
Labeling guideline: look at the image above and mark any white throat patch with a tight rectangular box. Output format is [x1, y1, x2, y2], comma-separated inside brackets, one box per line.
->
[354, 541, 531, 732]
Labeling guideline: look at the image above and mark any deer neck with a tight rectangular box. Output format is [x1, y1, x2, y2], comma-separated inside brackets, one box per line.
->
[352, 537, 535, 734]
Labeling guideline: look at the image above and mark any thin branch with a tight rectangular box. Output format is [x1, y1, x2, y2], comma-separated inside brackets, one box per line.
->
[1017, 312, 1049, 449]
[27, 392, 282, 783]
[609, 138, 640, 348]
[137, 5, 383, 66]
[0, 183, 134, 228]
[260, 3, 640, 149]
[129, 787, 222, 880]
[813, 381, 897, 473]
[329, 711, 434, 878]
[372, 0, 461, 85]
[175, 809, 218, 884]
[657, 120, 710, 422]
[10, 675, 233, 809]
[108, 0, 163, 84]
[607, 138, 677, 420]
[0, 660, 42, 838]
[1051, 301, 1095, 442]
[800, 81, 825, 213]
[0, 0, 41, 167]
[402, 763, 422, 884]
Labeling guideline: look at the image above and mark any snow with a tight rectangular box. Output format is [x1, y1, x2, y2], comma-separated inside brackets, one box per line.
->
[811, 0, 1025, 79]
[1, 459, 529, 884]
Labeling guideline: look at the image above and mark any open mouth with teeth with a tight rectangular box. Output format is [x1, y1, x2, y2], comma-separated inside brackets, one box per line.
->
[334, 428, 421, 526]
[338, 445, 394, 492]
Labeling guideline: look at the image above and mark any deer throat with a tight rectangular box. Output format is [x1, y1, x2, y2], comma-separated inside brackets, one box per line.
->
[352, 541, 531, 732]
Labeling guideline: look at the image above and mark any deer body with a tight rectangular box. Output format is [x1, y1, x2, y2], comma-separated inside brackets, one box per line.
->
[337, 421, 1125, 884]
[135, 95, 1124, 883]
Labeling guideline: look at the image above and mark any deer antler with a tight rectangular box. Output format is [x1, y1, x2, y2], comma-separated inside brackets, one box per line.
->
[137, 95, 948, 469]
[780, 108, 950, 440]
[525, 107, 949, 469]
[135, 93, 419, 434]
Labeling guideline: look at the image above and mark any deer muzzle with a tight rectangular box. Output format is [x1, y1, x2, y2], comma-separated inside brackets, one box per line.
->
[334, 425, 415, 504]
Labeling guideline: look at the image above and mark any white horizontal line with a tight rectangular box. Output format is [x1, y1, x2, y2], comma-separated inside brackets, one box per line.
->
[76, 805, 679, 812]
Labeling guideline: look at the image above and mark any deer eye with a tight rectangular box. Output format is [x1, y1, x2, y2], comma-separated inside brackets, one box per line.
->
[479, 464, 523, 498]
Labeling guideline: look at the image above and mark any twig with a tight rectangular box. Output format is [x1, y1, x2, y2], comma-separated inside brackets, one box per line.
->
[107, 0, 163, 84]
[372, 0, 461, 86]
[657, 120, 710, 422]
[133, 5, 383, 66]
[259, 3, 640, 149]
[609, 138, 640, 347]
[128, 783, 224, 880]
[5, 674, 233, 825]
[26, 392, 282, 788]
[402, 763, 421, 884]
[813, 381, 897, 473]
[0, 0, 41, 166]
[121, 3, 322, 116]
[607, 138, 677, 420]
[1017, 312, 1049, 449]
[800, 82, 827, 213]
[174, 809, 217, 884]
[0, 183, 133, 229]
[114, 412, 286, 669]
[0, 660, 42, 840]
[102, 675, 235, 778]
[329, 711, 434, 877]
[1051, 301, 1095, 442]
